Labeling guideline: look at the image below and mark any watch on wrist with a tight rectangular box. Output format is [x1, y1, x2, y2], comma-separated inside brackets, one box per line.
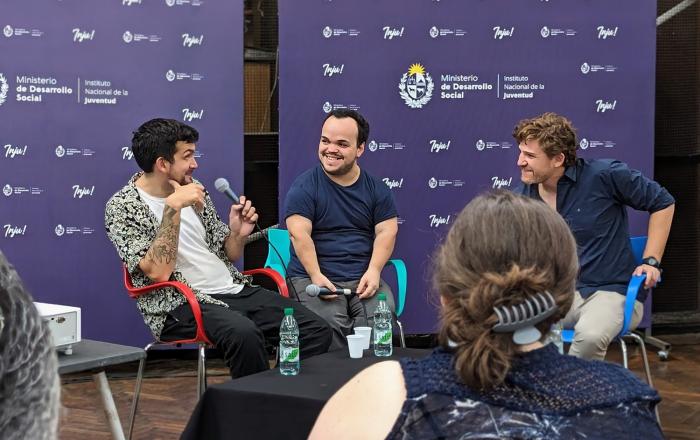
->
[642, 256, 661, 269]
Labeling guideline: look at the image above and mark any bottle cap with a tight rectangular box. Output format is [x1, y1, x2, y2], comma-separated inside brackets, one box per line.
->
[284, 307, 294, 316]
[377, 293, 386, 301]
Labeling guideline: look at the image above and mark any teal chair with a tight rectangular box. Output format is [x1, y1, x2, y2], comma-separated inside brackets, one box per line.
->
[263, 228, 408, 346]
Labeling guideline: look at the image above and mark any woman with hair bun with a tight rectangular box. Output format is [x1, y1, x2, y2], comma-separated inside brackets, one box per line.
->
[310, 191, 662, 440]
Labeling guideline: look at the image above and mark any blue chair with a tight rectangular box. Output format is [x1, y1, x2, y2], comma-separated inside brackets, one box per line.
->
[561, 236, 654, 387]
[263, 228, 408, 347]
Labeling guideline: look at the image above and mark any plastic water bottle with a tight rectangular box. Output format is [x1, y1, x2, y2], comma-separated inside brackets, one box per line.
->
[548, 321, 564, 354]
[373, 293, 393, 357]
[279, 307, 300, 375]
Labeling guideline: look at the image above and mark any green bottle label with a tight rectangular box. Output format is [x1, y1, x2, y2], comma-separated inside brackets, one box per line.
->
[281, 347, 299, 363]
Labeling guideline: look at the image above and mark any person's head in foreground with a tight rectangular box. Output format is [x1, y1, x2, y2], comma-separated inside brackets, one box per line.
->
[309, 191, 662, 440]
[0, 250, 60, 440]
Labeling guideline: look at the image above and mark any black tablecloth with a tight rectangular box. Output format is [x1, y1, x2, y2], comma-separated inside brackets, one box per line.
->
[181, 347, 429, 440]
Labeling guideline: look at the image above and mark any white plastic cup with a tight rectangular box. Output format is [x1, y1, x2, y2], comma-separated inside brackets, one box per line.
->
[353, 326, 372, 350]
[346, 334, 364, 358]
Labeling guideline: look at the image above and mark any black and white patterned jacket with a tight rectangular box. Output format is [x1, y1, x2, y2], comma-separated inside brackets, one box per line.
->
[104, 173, 251, 338]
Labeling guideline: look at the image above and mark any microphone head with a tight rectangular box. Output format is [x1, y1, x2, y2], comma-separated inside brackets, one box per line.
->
[214, 177, 230, 193]
[305, 284, 321, 297]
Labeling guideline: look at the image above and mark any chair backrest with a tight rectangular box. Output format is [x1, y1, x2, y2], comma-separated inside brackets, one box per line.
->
[629, 236, 647, 266]
[264, 229, 291, 278]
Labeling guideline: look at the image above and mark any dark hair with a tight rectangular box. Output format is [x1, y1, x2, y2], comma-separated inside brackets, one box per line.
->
[323, 109, 370, 147]
[0, 250, 60, 439]
[131, 118, 199, 172]
[513, 112, 578, 167]
[434, 191, 578, 389]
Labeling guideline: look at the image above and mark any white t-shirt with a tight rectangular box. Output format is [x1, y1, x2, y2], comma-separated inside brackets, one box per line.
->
[137, 188, 243, 295]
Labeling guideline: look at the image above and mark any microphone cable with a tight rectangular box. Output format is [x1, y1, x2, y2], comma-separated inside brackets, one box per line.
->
[250, 222, 302, 303]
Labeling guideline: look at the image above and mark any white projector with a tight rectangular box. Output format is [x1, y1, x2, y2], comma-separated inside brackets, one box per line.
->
[34, 302, 81, 355]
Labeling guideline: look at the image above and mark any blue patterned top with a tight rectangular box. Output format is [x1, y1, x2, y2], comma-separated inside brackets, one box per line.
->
[387, 344, 662, 439]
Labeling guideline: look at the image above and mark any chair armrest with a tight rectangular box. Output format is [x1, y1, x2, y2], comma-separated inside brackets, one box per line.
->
[122, 266, 210, 345]
[264, 262, 287, 279]
[620, 274, 646, 337]
[384, 259, 407, 317]
[243, 268, 289, 298]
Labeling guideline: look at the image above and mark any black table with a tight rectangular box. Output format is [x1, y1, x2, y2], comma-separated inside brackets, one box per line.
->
[181, 347, 429, 440]
[58, 339, 145, 440]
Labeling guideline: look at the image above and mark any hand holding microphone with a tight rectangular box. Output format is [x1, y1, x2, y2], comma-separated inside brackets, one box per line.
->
[305, 284, 357, 298]
[215, 177, 257, 237]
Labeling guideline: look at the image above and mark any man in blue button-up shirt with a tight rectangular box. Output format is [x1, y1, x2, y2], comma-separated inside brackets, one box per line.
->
[513, 112, 675, 360]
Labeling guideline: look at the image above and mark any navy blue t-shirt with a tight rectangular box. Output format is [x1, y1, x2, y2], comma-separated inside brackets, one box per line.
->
[515, 158, 675, 301]
[284, 165, 398, 281]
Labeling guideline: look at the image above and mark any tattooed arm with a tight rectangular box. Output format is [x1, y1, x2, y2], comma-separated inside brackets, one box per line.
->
[138, 180, 205, 282]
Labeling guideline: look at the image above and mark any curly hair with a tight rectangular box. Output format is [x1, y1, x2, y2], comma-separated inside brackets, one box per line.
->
[434, 191, 578, 389]
[0, 250, 60, 439]
[513, 112, 578, 167]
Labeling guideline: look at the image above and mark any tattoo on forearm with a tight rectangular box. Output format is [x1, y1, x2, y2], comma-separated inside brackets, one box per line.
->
[146, 206, 179, 265]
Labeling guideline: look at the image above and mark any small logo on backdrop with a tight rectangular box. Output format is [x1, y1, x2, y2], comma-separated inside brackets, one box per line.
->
[182, 108, 204, 122]
[493, 26, 515, 39]
[122, 0, 142, 5]
[597, 26, 618, 40]
[2, 184, 12, 197]
[72, 28, 95, 43]
[428, 177, 438, 189]
[428, 214, 451, 228]
[475, 139, 512, 151]
[3, 25, 14, 38]
[4, 144, 28, 158]
[165, 0, 176, 6]
[540, 25, 576, 38]
[595, 99, 617, 113]
[3, 224, 27, 238]
[182, 33, 204, 47]
[429, 26, 466, 38]
[121, 146, 134, 160]
[123, 31, 133, 43]
[580, 138, 589, 150]
[322, 101, 333, 113]
[476, 139, 486, 151]
[166, 70, 176, 82]
[54, 224, 65, 237]
[429, 140, 450, 153]
[491, 176, 513, 189]
[398, 63, 434, 109]
[382, 177, 404, 190]
[72, 185, 95, 199]
[322, 63, 344, 77]
[368, 140, 378, 152]
[428, 178, 465, 189]
[55, 145, 66, 158]
[382, 26, 404, 40]
[0, 73, 8, 106]
[323, 26, 333, 38]
[53, 224, 94, 236]
[580, 62, 591, 74]
[580, 62, 617, 74]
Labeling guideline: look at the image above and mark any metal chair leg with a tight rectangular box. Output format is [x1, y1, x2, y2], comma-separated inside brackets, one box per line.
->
[628, 333, 654, 387]
[396, 320, 406, 348]
[197, 344, 207, 398]
[628, 333, 660, 426]
[619, 338, 629, 369]
[128, 343, 156, 440]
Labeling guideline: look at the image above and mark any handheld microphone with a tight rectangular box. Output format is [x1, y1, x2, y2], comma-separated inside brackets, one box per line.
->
[214, 177, 240, 204]
[305, 284, 356, 297]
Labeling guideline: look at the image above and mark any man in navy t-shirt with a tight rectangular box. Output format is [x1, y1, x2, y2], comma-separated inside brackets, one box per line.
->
[285, 109, 399, 349]
[513, 112, 675, 360]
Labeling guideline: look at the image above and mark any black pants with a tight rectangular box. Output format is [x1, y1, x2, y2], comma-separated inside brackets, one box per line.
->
[160, 286, 332, 378]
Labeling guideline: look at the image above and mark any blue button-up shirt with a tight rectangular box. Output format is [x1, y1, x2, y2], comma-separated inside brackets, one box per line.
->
[515, 158, 674, 301]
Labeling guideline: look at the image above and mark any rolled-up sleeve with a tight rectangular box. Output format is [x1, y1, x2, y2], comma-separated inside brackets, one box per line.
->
[605, 160, 675, 213]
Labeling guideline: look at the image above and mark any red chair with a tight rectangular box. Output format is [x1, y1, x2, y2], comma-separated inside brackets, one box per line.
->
[123, 265, 287, 440]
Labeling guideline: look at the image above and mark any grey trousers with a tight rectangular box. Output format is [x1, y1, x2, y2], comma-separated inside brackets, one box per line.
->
[562, 290, 644, 361]
[290, 277, 396, 350]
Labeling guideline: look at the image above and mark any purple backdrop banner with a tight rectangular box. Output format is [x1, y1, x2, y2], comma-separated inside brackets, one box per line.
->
[0, 0, 243, 346]
[279, 0, 657, 333]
